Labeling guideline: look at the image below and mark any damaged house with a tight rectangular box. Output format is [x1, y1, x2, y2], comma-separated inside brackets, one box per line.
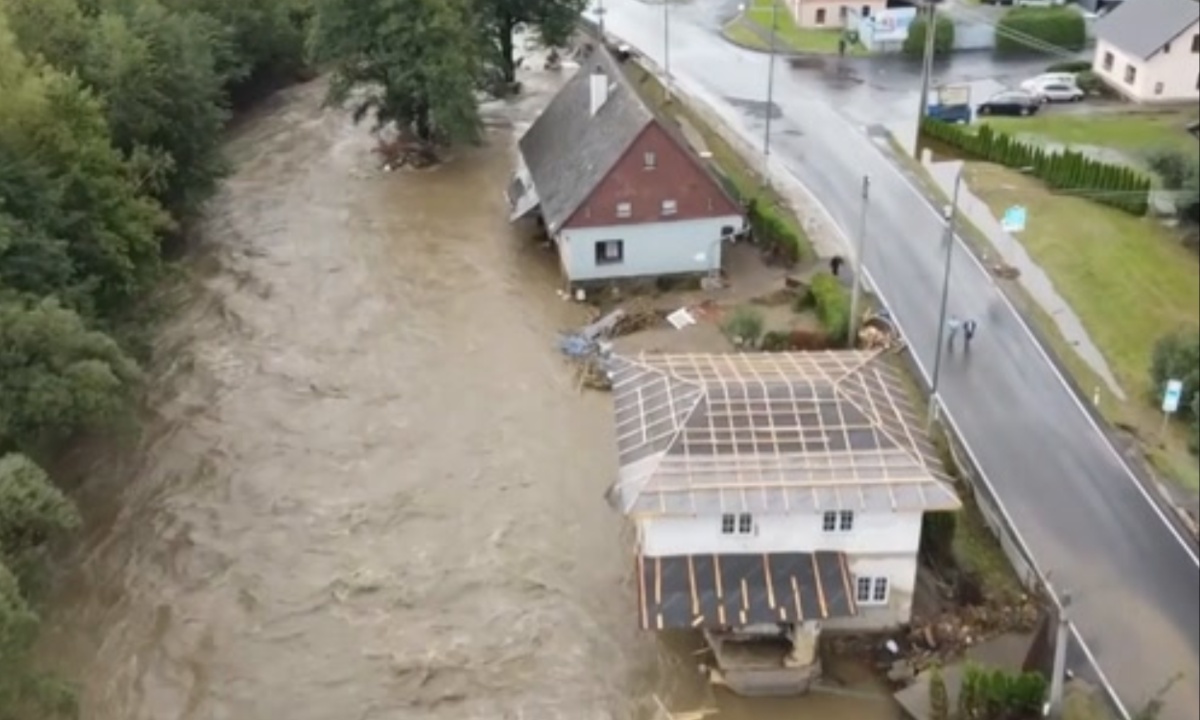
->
[605, 351, 961, 696]
[507, 47, 744, 286]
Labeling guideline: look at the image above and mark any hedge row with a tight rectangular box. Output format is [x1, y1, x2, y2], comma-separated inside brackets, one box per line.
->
[920, 119, 1152, 216]
[810, 271, 851, 345]
[901, 14, 956, 59]
[747, 197, 805, 263]
[996, 7, 1086, 55]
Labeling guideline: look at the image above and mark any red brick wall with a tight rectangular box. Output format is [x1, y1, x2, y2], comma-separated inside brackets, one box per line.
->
[563, 121, 741, 229]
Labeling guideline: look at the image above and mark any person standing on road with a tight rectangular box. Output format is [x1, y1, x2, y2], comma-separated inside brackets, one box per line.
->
[947, 314, 962, 346]
[963, 318, 978, 347]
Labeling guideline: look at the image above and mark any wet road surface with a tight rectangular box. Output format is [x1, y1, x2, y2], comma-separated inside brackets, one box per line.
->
[37, 72, 902, 720]
[592, 1, 1200, 717]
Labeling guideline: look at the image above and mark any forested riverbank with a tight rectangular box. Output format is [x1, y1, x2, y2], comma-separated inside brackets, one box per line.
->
[0, 0, 310, 714]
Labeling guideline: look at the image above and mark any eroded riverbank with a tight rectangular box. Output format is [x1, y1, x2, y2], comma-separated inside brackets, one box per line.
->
[36, 63, 901, 720]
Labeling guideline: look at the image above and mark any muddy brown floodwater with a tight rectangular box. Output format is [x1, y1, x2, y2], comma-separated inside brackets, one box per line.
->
[36, 64, 902, 720]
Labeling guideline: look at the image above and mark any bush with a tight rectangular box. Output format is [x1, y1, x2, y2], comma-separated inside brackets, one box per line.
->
[789, 329, 832, 350]
[920, 118, 1153, 216]
[921, 511, 958, 568]
[902, 14, 955, 58]
[748, 198, 805, 263]
[1073, 69, 1106, 95]
[809, 272, 851, 345]
[760, 330, 791, 352]
[996, 7, 1087, 55]
[1150, 331, 1199, 417]
[1045, 59, 1092, 73]
[929, 666, 949, 720]
[723, 306, 765, 347]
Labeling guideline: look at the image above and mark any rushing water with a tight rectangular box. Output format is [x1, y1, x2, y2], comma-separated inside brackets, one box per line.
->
[36, 65, 902, 720]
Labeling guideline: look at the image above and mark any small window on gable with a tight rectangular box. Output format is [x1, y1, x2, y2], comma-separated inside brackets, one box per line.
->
[661, 199, 678, 216]
[721, 513, 736, 534]
[616, 202, 632, 218]
[1163, 41, 1171, 54]
[1102, 52, 1113, 70]
[643, 151, 657, 169]
[1124, 64, 1137, 84]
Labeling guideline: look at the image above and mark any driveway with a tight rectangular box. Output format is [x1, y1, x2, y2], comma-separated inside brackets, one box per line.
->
[589, 1, 1200, 717]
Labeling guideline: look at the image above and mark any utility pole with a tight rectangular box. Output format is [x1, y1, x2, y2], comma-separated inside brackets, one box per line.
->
[1047, 592, 1073, 718]
[762, 0, 780, 180]
[927, 169, 962, 427]
[597, 0, 606, 36]
[847, 175, 870, 345]
[915, 1, 938, 126]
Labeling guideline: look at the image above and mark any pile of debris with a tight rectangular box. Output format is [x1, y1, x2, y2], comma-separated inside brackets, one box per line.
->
[857, 311, 903, 352]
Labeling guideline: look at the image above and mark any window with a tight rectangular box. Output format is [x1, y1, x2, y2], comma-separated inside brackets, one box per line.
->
[721, 513, 753, 534]
[815, 7, 826, 24]
[661, 199, 678, 216]
[1124, 64, 1137, 84]
[1192, 34, 1199, 53]
[1163, 41, 1172, 54]
[738, 513, 753, 534]
[616, 202, 632, 218]
[643, 151, 657, 169]
[594, 239, 624, 265]
[1154, 82, 1164, 95]
[1102, 52, 1113, 71]
[822, 510, 855, 532]
[855, 576, 889, 605]
[839, 5, 848, 18]
[720, 225, 736, 237]
[861, 5, 871, 17]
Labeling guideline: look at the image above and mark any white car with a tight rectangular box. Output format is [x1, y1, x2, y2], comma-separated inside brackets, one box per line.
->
[1023, 79, 1085, 103]
[1020, 73, 1078, 90]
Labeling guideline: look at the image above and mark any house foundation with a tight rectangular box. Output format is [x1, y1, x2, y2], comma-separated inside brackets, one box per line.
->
[703, 622, 825, 696]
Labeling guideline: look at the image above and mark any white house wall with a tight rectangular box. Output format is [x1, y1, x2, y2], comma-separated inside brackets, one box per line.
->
[557, 215, 742, 282]
[638, 510, 923, 557]
[826, 554, 918, 630]
[1092, 25, 1200, 103]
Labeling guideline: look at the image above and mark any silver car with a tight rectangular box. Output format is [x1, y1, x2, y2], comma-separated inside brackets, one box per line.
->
[1023, 79, 1085, 103]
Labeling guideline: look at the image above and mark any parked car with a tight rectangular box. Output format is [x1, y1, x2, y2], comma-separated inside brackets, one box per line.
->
[1021, 78, 1086, 103]
[1015, 0, 1064, 6]
[977, 91, 1041, 117]
[1021, 72, 1078, 88]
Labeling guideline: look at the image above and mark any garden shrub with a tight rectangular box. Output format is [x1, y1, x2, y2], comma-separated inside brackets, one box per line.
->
[1150, 331, 1199, 417]
[723, 306, 765, 346]
[921, 511, 957, 568]
[920, 118, 1153, 216]
[788, 329, 832, 351]
[1045, 59, 1092, 73]
[747, 198, 804, 263]
[996, 7, 1086, 55]
[760, 331, 791, 352]
[809, 272, 851, 345]
[902, 14, 955, 58]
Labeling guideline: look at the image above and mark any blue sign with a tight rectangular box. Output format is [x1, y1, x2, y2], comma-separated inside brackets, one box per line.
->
[1163, 379, 1184, 414]
[1001, 205, 1027, 233]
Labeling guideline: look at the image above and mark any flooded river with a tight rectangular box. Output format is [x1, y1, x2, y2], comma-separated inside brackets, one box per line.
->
[37, 66, 901, 720]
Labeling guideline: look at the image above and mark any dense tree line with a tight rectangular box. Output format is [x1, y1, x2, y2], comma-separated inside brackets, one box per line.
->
[0, 0, 310, 714]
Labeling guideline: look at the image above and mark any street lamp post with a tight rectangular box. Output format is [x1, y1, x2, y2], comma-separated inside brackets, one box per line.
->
[847, 175, 870, 344]
[927, 169, 962, 427]
[915, 1, 938, 127]
[762, 0, 780, 176]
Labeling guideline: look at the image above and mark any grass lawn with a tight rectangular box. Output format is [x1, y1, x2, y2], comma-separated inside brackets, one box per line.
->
[622, 62, 812, 259]
[964, 162, 1200, 489]
[982, 110, 1200, 157]
[722, 20, 768, 50]
[743, 0, 868, 56]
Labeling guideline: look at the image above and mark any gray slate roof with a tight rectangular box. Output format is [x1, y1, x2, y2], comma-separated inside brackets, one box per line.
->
[1096, 0, 1199, 59]
[517, 48, 653, 233]
[606, 351, 961, 517]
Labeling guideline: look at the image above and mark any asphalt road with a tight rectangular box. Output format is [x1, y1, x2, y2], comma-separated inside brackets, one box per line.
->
[588, 1, 1200, 716]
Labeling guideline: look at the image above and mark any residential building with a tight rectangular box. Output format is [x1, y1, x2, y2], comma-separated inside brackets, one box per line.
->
[785, 0, 886, 29]
[507, 47, 743, 286]
[604, 351, 961, 696]
[1091, 0, 1200, 103]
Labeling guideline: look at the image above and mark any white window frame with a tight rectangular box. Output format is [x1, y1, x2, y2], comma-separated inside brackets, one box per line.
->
[661, 199, 678, 216]
[721, 513, 736, 534]
[1124, 64, 1136, 85]
[822, 510, 855, 532]
[594, 239, 624, 265]
[643, 151, 657, 169]
[616, 201, 632, 218]
[855, 576, 889, 605]
[737, 513, 753, 534]
[721, 512, 753, 535]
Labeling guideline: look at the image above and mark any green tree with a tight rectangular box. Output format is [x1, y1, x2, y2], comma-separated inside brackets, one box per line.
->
[0, 298, 140, 450]
[996, 7, 1086, 54]
[0, 20, 169, 315]
[902, 13, 955, 58]
[478, 0, 586, 85]
[0, 453, 79, 566]
[309, 0, 482, 157]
